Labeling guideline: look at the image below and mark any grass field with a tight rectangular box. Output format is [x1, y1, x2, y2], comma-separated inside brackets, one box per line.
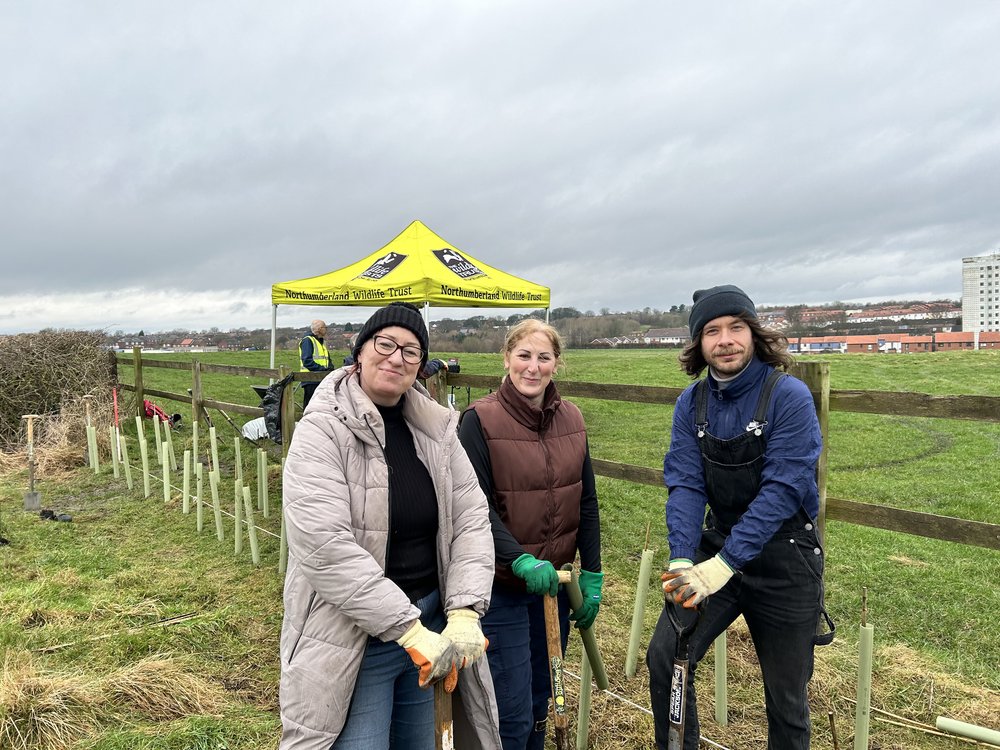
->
[2, 348, 998, 749]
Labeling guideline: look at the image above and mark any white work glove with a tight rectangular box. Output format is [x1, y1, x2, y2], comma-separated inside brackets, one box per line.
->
[662, 554, 734, 609]
[397, 621, 458, 691]
[441, 608, 488, 669]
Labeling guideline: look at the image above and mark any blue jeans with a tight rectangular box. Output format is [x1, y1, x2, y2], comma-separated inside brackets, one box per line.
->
[481, 583, 570, 750]
[333, 590, 445, 750]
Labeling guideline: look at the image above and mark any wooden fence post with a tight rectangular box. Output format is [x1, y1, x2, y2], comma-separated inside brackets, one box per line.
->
[794, 361, 831, 543]
[426, 369, 449, 407]
[279, 366, 295, 459]
[192, 359, 206, 426]
[133, 347, 145, 419]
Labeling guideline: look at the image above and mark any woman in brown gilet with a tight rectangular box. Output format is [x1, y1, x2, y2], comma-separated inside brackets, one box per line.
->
[458, 319, 603, 750]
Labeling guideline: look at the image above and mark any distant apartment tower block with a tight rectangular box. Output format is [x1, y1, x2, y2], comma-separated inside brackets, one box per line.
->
[962, 252, 1000, 333]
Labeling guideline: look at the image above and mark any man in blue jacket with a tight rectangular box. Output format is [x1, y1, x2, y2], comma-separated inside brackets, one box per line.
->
[647, 285, 832, 749]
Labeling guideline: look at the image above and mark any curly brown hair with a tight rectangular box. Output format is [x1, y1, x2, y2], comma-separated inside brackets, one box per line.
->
[678, 313, 793, 377]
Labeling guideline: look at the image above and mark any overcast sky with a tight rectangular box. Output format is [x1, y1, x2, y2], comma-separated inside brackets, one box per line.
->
[3, 1, 999, 334]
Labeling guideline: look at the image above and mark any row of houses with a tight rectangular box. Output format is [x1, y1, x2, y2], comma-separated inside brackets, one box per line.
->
[789, 330, 1000, 354]
[758, 302, 961, 328]
[592, 328, 1000, 353]
[591, 328, 690, 348]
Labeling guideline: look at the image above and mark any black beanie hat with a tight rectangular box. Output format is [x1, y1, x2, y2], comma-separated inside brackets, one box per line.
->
[352, 302, 429, 366]
[688, 284, 757, 338]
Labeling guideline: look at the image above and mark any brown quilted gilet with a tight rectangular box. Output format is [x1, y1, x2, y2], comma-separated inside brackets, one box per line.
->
[472, 378, 587, 588]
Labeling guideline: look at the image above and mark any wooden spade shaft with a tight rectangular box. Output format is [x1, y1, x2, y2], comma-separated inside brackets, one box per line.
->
[434, 680, 454, 750]
[543, 593, 570, 750]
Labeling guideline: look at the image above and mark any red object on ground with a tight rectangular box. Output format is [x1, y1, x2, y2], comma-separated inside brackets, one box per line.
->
[144, 399, 174, 427]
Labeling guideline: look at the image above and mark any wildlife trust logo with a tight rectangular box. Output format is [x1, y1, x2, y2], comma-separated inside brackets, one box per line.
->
[356, 252, 407, 280]
[432, 248, 485, 279]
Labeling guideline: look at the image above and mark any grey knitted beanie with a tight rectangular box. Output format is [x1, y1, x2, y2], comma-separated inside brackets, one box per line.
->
[352, 302, 429, 366]
[688, 285, 757, 338]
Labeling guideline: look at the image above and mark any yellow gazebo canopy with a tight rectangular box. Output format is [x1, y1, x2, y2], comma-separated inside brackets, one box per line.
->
[271, 220, 550, 309]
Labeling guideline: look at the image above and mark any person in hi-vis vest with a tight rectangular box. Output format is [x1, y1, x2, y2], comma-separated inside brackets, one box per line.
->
[299, 319, 332, 409]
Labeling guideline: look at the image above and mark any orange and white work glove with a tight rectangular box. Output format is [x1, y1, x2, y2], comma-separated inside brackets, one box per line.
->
[662, 555, 734, 609]
[441, 608, 488, 669]
[397, 621, 459, 692]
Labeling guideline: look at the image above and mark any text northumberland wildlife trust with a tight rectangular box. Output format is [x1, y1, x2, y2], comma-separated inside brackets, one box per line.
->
[439, 286, 544, 302]
[278, 286, 544, 303]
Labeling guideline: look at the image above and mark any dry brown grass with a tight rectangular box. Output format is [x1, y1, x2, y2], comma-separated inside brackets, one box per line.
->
[0, 655, 101, 750]
[0, 653, 228, 750]
[558, 614, 999, 750]
[103, 655, 227, 721]
[0, 391, 118, 482]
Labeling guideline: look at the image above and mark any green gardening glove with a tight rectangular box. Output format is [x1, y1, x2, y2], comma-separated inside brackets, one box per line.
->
[511, 553, 560, 597]
[569, 570, 604, 630]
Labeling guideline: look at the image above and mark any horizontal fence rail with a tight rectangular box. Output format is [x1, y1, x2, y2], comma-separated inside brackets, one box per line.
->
[118, 355, 1000, 550]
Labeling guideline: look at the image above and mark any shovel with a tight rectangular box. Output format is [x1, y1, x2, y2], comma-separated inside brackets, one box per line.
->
[22, 415, 41, 511]
[544, 578, 570, 750]
[665, 600, 701, 750]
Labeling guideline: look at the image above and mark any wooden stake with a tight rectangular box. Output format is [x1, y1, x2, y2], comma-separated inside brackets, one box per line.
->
[22, 414, 42, 511]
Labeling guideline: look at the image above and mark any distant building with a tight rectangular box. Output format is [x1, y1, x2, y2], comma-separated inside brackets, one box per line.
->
[962, 252, 1000, 333]
[642, 327, 689, 345]
[787, 331, 1000, 354]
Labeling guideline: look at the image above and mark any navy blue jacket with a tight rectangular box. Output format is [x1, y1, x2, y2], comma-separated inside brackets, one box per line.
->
[663, 356, 822, 570]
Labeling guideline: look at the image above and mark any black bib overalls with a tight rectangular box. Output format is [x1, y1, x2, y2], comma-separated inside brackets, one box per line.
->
[648, 371, 833, 750]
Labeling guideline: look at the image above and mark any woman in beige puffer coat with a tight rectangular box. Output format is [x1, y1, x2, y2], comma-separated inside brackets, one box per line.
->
[279, 303, 501, 750]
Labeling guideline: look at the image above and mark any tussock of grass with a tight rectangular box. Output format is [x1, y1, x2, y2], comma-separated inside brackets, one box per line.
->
[0, 655, 100, 750]
[104, 655, 226, 720]
[0, 654, 227, 750]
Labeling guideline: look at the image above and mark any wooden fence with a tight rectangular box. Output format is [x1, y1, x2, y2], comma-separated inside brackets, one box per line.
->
[117, 350, 1000, 551]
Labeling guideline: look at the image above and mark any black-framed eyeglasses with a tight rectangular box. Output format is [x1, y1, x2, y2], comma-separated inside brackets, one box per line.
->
[372, 334, 424, 365]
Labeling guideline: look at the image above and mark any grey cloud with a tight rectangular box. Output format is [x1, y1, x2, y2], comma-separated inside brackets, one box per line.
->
[2, 1, 999, 331]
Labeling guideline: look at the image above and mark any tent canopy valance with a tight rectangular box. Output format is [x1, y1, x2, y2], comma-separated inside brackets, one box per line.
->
[268, 220, 550, 368]
[271, 220, 550, 309]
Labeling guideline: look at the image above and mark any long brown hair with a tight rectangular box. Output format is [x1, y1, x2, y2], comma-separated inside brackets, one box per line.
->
[678, 313, 793, 377]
